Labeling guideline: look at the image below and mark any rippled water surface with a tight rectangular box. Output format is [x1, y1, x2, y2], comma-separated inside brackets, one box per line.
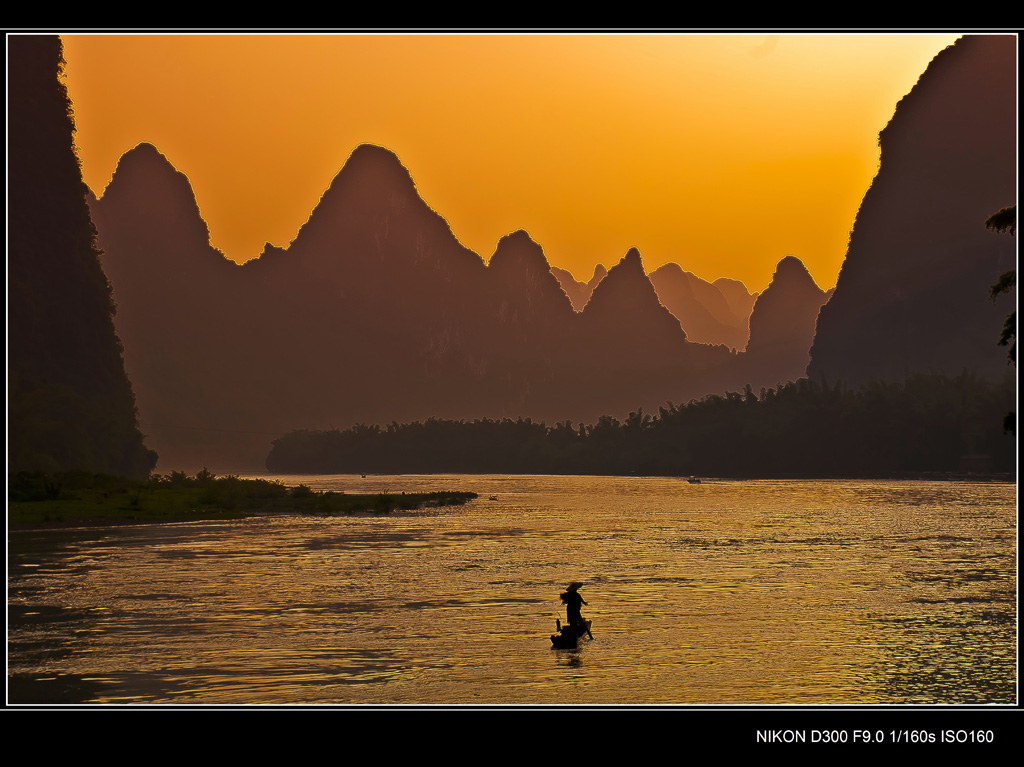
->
[7, 476, 1016, 705]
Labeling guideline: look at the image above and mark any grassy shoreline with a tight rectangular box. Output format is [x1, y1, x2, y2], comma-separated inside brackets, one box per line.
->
[8, 470, 477, 530]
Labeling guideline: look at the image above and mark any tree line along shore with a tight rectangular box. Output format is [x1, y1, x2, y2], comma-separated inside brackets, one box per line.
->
[266, 374, 1016, 479]
[9, 372, 1014, 531]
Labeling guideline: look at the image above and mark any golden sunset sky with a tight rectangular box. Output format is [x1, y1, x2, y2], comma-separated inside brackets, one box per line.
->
[60, 32, 963, 293]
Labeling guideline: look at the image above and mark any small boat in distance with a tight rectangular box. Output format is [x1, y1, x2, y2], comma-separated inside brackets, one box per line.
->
[687, 476, 702, 484]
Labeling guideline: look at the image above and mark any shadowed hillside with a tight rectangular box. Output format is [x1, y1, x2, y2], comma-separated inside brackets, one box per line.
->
[8, 35, 156, 477]
[808, 34, 1017, 385]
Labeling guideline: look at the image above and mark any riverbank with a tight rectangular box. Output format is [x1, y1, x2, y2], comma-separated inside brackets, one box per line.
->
[7, 470, 477, 530]
[9, 476, 1015, 705]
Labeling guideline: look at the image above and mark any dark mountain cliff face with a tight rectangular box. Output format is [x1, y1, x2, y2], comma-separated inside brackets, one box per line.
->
[808, 34, 1017, 386]
[8, 35, 155, 477]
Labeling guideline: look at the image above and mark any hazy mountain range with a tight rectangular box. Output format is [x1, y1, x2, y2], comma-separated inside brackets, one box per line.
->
[9, 34, 1014, 476]
[552, 261, 761, 351]
[88, 34, 1014, 472]
[88, 136, 847, 470]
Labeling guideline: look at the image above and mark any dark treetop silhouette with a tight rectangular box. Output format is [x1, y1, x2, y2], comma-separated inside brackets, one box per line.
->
[265, 370, 1015, 478]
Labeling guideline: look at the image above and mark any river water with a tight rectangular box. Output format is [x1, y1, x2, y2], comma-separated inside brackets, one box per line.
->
[7, 476, 1016, 705]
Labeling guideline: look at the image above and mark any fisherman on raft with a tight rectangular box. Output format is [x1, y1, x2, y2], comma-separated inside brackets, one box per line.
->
[560, 582, 593, 639]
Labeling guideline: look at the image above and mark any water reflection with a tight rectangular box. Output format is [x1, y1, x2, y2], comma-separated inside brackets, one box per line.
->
[8, 477, 1016, 704]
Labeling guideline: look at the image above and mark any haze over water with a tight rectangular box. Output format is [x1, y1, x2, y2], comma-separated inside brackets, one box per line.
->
[8, 476, 1015, 705]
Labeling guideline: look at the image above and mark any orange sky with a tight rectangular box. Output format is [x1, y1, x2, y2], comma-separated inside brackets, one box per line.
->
[59, 32, 963, 293]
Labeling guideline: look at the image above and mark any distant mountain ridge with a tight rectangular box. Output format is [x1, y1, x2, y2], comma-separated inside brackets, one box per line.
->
[552, 260, 758, 353]
[648, 262, 750, 351]
[91, 144, 741, 470]
[551, 264, 607, 311]
[739, 256, 831, 391]
[714, 277, 758, 325]
[86, 35, 1015, 472]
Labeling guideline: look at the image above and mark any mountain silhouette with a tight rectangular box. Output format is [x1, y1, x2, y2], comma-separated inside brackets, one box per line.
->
[649, 262, 749, 350]
[739, 256, 830, 390]
[94, 144, 735, 469]
[551, 263, 607, 311]
[478, 230, 579, 414]
[90, 143, 267, 470]
[714, 278, 758, 339]
[88, 43, 1019, 479]
[93, 143, 515, 469]
[8, 35, 155, 477]
[563, 249, 738, 418]
[808, 34, 1017, 386]
[488, 230, 577, 338]
[581, 248, 688, 348]
[94, 135, 924, 471]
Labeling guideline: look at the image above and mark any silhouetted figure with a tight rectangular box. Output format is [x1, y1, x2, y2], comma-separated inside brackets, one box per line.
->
[550, 582, 593, 648]
[559, 582, 592, 640]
